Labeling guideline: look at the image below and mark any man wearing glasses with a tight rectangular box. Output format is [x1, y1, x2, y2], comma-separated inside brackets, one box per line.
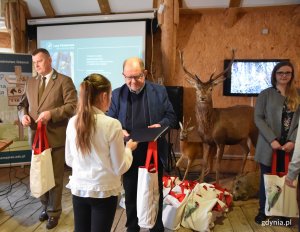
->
[108, 57, 177, 232]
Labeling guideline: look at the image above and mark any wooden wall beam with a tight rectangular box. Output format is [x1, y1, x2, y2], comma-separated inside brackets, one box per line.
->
[178, 0, 183, 8]
[229, 0, 241, 8]
[4, 2, 10, 30]
[40, 0, 55, 17]
[1, 0, 9, 17]
[0, 31, 11, 48]
[292, 5, 300, 26]
[157, 0, 164, 25]
[97, 0, 111, 14]
[20, 0, 31, 18]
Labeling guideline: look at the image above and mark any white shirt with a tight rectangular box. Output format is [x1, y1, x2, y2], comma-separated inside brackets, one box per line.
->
[65, 106, 133, 198]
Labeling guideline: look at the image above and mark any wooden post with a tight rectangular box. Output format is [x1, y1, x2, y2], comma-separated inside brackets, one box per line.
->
[6, 0, 27, 53]
[8, 1, 20, 52]
[160, 0, 179, 85]
[19, 0, 27, 52]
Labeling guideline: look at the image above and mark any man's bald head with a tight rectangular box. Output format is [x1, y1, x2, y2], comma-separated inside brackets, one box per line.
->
[123, 57, 145, 72]
[122, 57, 147, 93]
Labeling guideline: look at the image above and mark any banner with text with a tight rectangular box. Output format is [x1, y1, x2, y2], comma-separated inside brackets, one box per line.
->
[0, 53, 32, 166]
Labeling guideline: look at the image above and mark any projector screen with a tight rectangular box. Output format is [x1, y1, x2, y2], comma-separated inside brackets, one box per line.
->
[37, 21, 146, 90]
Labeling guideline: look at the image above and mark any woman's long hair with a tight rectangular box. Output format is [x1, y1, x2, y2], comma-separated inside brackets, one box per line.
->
[271, 61, 299, 112]
[75, 73, 111, 155]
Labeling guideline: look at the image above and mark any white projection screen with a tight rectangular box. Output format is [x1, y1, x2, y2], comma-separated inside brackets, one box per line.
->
[37, 21, 146, 90]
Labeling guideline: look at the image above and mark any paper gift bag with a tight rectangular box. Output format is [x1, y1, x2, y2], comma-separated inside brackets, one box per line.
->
[137, 141, 160, 229]
[30, 122, 55, 198]
[264, 151, 298, 217]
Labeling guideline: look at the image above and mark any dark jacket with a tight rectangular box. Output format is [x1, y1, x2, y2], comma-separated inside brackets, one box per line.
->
[108, 81, 177, 165]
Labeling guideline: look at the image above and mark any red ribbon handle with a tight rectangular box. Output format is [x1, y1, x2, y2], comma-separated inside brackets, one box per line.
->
[144, 141, 158, 172]
[32, 121, 49, 155]
[271, 150, 289, 177]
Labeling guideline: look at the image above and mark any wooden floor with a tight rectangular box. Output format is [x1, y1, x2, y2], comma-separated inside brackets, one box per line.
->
[0, 166, 298, 232]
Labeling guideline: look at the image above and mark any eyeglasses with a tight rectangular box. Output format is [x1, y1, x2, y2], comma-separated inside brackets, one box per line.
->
[123, 72, 144, 81]
[276, 71, 292, 77]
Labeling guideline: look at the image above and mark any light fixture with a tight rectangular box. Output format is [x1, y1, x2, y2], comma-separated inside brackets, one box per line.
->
[27, 12, 156, 26]
[261, 28, 269, 35]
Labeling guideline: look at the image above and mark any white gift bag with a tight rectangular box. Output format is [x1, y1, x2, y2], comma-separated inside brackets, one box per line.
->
[181, 190, 218, 232]
[264, 151, 298, 218]
[181, 183, 230, 232]
[30, 122, 55, 198]
[119, 189, 126, 209]
[162, 175, 178, 198]
[162, 184, 190, 230]
[137, 141, 160, 229]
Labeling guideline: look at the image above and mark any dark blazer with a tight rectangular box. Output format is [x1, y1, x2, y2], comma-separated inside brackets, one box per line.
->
[254, 87, 300, 166]
[108, 81, 177, 164]
[18, 69, 77, 148]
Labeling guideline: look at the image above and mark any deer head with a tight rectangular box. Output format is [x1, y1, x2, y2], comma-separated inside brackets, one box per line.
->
[179, 117, 195, 141]
[179, 49, 235, 102]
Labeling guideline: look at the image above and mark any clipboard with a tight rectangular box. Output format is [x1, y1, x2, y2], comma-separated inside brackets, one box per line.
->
[128, 126, 169, 142]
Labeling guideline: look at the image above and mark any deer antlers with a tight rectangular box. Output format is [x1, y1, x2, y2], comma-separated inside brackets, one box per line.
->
[179, 49, 236, 85]
[179, 50, 202, 84]
[179, 116, 192, 130]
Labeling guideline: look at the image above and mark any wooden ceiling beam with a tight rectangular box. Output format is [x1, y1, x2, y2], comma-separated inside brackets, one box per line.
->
[153, 0, 158, 8]
[229, 0, 241, 8]
[225, 0, 242, 27]
[224, 7, 240, 28]
[40, 0, 55, 17]
[97, 0, 111, 14]
[180, 4, 298, 15]
[180, 8, 222, 15]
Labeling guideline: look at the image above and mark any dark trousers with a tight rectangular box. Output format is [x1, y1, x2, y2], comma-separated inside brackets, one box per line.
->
[258, 163, 271, 214]
[40, 146, 65, 217]
[72, 195, 117, 232]
[123, 143, 164, 232]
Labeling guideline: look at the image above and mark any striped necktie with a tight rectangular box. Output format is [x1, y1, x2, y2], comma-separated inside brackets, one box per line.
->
[38, 76, 46, 103]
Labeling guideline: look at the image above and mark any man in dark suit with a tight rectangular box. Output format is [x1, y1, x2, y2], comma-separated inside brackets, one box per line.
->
[18, 48, 77, 229]
[108, 57, 177, 232]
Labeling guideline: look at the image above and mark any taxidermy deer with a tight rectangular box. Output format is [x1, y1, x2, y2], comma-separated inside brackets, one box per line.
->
[176, 118, 212, 181]
[179, 50, 258, 184]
